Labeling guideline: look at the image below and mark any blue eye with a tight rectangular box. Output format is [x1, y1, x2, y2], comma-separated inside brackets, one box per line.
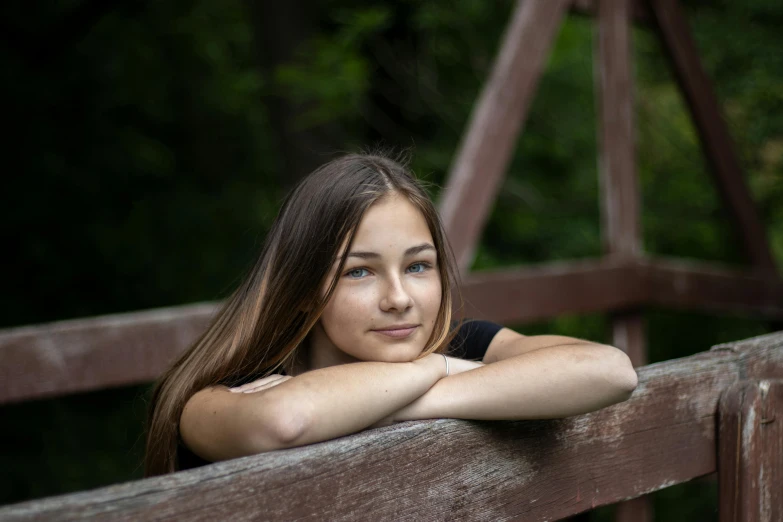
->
[346, 268, 369, 279]
[407, 262, 429, 274]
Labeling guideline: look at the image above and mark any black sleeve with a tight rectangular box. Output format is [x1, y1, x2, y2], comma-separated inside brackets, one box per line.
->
[177, 441, 211, 471]
[447, 319, 504, 361]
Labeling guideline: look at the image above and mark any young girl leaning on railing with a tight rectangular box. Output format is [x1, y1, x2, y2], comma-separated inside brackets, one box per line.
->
[144, 152, 638, 476]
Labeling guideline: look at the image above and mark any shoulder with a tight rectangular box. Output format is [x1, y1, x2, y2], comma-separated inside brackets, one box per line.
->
[447, 319, 504, 360]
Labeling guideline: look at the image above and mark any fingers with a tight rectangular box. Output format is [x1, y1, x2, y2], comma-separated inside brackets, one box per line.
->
[228, 374, 288, 393]
[444, 356, 484, 376]
[240, 376, 292, 394]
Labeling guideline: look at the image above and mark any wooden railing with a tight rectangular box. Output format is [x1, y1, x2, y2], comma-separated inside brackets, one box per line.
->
[3, 257, 781, 407]
[0, 302, 216, 405]
[1, 331, 780, 521]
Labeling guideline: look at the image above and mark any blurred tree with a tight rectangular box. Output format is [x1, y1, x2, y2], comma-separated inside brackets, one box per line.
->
[243, 0, 345, 184]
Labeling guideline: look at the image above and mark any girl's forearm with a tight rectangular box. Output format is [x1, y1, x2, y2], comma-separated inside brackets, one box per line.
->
[261, 353, 446, 447]
[389, 345, 637, 422]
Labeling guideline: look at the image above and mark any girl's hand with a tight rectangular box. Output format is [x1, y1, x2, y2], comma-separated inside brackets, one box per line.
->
[368, 357, 484, 429]
[444, 356, 485, 376]
[229, 358, 482, 395]
[228, 374, 293, 394]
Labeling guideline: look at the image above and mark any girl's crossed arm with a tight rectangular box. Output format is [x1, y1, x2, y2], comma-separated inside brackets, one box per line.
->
[379, 330, 638, 425]
[180, 353, 449, 462]
[182, 331, 637, 462]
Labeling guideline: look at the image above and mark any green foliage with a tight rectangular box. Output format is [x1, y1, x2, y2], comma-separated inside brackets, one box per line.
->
[2, 0, 280, 326]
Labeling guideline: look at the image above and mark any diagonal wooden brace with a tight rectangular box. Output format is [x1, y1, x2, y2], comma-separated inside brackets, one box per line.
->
[648, 0, 778, 277]
[439, 0, 571, 273]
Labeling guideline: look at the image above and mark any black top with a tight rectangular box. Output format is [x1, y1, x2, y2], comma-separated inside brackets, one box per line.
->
[177, 319, 503, 471]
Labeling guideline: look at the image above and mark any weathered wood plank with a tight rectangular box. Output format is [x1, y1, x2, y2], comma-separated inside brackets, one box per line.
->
[2, 258, 780, 406]
[718, 380, 783, 522]
[455, 258, 783, 325]
[6, 336, 779, 521]
[641, 258, 783, 318]
[712, 331, 783, 381]
[0, 303, 216, 404]
[648, 0, 778, 277]
[459, 258, 643, 324]
[439, 0, 570, 273]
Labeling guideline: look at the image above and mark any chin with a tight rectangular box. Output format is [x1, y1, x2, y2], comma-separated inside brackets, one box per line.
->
[371, 342, 426, 363]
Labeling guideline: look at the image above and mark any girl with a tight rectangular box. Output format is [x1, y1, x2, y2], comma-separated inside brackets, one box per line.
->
[144, 153, 638, 477]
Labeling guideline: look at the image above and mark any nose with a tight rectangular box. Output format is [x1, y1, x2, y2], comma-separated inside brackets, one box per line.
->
[380, 275, 413, 313]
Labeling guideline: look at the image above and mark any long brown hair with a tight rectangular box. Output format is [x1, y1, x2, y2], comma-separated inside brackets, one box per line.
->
[144, 152, 462, 476]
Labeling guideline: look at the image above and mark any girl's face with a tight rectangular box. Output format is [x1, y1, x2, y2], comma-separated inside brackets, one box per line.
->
[309, 193, 442, 367]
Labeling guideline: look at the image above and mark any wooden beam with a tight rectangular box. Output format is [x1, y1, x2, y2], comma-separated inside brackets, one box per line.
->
[571, 0, 652, 25]
[648, 0, 778, 277]
[0, 303, 216, 405]
[640, 258, 783, 318]
[459, 259, 643, 324]
[439, 0, 570, 273]
[718, 380, 783, 521]
[7, 333, 781, 521]
[612, 311, 647, 368]
[595, 0, 640, 258]
[2, 258, 781, 406]
[457, 258, 783, 325]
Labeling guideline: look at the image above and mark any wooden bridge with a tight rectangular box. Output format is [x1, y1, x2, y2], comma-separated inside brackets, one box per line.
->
[2, 0, 782, 519]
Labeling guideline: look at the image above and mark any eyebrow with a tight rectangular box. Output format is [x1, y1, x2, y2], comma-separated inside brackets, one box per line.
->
[341, 243, 436, 261]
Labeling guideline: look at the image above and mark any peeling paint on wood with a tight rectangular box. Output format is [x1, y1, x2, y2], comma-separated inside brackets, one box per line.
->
[719, 380, 783, 521]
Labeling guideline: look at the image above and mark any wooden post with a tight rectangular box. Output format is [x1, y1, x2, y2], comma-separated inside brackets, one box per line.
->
[611, 311, 647, 367]
[594, 0, 652, 520]
[719, 380, 783, 522]
[595, 0, 639, 260]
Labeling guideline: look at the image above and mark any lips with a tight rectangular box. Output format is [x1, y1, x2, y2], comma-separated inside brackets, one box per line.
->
[372, 324, 419, 339]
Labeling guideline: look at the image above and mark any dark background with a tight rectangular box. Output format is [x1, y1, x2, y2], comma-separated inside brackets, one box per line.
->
[2, 1, 782, 519]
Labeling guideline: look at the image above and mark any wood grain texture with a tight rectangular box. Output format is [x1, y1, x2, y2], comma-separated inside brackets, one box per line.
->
[0, 302, 216, 404]
[718, 380, 783, 522]
[439, 0, 570, 273]
[5, 333, 782, 521]
[459, 258, 643, 324]
[640, 258, 783, 318]
[711, 331, 783, 381]
[648, 0, 778, 277]
[459, 257, 783, 326]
